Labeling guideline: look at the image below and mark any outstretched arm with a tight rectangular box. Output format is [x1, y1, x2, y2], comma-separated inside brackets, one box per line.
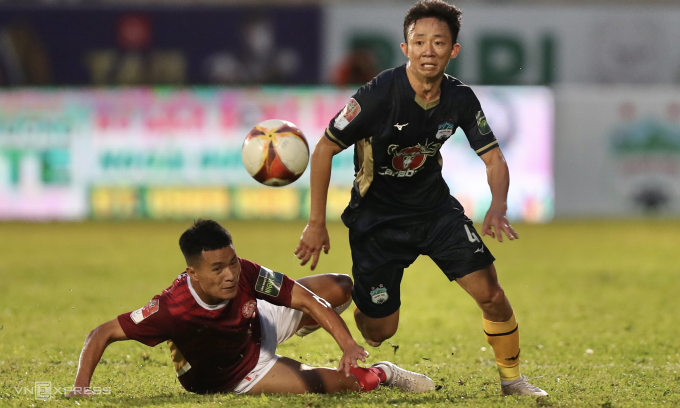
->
[68, 319, 128, 396]
[289, 282, 367, 377]
[295, 136, 343, 270]
[480, 147, 519, 243]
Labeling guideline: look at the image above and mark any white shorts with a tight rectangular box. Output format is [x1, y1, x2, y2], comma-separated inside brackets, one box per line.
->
[232, 299, 303, 394]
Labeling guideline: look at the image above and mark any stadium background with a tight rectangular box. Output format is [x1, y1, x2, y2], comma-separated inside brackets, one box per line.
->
[2, 0, 680, 221]
[1, 0, 679, 406]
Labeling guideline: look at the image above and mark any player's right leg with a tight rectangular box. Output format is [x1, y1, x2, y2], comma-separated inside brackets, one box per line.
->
[246, 357, 362, 394]
[241, 294, 433, 395]
[353, 308, 399, 347]
[347, 226, 418, 347]
[246, 356, 434, 394]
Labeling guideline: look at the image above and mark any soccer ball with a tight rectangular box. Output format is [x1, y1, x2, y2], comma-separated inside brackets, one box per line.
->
[241, 119, 310, 186]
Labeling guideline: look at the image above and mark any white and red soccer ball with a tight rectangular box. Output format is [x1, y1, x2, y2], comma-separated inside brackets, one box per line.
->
[241, 119, 310, 187]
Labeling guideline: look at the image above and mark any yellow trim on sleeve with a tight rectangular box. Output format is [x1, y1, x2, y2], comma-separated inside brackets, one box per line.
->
[475, 140, 499, 154]
[355, 137, 374, 197]
[325, 127, 348, 149]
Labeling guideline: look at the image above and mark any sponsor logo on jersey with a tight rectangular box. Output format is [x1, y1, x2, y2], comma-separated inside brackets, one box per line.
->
[370, 284, 389, 304]
[255, 266, 284, 297]
[130, 298, 160, 324]
[333, 98, 361, 130]
[435, 122, 454, 140]
[378, 140, 441, 177]
[242, 300, 257, 318]
[476, 110, 492, 135]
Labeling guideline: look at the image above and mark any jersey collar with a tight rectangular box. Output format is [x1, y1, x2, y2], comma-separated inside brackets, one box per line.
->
[186, 274, 230, 310]
[398, 64, 441, 110]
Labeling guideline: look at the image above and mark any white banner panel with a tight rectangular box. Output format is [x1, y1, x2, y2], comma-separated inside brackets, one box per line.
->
[555, 87, 680, 216]
[323, 4, 680, 85]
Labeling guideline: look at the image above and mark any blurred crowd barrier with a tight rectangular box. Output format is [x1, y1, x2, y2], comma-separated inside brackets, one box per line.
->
[0, 3, 678, 221]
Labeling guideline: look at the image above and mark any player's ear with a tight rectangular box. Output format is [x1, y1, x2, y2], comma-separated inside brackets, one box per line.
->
[186, 266, 197, 280]
[450, 43, 460, 59]
[400, 42, 409, 58]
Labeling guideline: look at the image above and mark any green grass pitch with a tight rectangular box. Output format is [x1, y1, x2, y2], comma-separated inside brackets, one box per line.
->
[1, 219, 679, 407]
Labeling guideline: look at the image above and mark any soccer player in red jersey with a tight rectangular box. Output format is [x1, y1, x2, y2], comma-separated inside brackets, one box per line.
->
[68, 219, 434, 396]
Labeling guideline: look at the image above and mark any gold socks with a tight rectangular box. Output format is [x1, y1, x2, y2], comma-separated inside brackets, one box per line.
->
[483, 314, 521, 381]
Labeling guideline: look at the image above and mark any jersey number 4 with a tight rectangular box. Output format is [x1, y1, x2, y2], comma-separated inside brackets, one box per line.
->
[463, 224, 481, 243]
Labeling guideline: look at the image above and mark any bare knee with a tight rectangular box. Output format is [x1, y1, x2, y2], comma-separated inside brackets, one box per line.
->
[354, 309, 398, 344]
[477, 285, 506, 308]
[333, 273, 353, 304]
[322, 273, 352, 305]
[366, 326, 397, 344]
[476, 285, 512, 321]
[297, 273, 353, 307]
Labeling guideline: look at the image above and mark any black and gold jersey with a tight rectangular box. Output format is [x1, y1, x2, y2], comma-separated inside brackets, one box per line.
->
[326, 64, 498, 225]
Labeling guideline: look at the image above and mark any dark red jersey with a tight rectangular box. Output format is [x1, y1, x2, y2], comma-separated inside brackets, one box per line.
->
[117, 258, 295, 394]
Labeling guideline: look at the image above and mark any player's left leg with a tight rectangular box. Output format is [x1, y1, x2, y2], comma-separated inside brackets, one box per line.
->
[456, 263, 512, 321]
[294, 273, 353, 335]
[456, 264, 516, 377]
[426, 211, 547, 396]
[456, 264, 547, 396]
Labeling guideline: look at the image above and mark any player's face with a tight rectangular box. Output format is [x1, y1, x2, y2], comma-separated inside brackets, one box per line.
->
[400, 17, 460, 81]
[192, 245, 241, 303]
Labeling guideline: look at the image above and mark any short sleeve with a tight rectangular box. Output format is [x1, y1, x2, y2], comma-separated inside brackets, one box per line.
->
[238, 258, 295, 307]
[325, 78, 385, 150]
[458, 88, 499, 156]
[117, 296, 173, 347]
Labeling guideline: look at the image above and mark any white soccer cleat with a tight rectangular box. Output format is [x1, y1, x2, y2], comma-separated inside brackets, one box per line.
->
[371, 361, 434, 393]
[501, 375, 548, 396]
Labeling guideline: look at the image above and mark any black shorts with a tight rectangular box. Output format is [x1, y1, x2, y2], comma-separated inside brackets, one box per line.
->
[349, 209, 495, 319]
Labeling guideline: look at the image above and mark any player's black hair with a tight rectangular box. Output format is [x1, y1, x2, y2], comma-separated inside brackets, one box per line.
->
[179, 219, 233, 265]
[403, 0, 462, 44]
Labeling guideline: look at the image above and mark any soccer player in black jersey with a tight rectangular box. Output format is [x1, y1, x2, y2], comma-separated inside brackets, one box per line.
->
[295, 0, 547, 397]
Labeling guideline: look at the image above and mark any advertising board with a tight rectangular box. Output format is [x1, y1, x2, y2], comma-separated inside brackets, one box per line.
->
[0, 87, 553, 221]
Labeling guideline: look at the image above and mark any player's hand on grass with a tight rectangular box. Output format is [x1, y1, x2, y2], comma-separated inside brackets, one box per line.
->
[482, 207, 519, 243]
[337, 343, 369, 377]
[295, 222, 330, 271]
